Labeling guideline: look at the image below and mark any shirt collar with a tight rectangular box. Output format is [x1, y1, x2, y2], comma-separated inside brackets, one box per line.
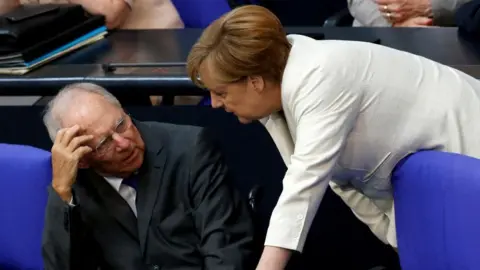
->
[104, 176, 123, 192]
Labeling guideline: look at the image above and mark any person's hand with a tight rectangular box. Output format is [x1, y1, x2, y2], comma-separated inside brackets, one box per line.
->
[51, 125, 93, 202]
[256, 246, 292, 270]
[0, 0, 19, 14]
[375, 0, 432, 24]
[393, 16, 433, 27]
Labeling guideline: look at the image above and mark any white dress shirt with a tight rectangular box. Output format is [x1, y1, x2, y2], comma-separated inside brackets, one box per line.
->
[262, 34, 480, 251]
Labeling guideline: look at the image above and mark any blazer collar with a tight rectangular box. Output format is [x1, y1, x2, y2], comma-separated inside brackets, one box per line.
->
[85, 170, 139, 241]
[261, 112, 294, 166]
[133, 120, 168, 258]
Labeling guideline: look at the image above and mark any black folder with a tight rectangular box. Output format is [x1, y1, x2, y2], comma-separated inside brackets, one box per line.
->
[0, 15, 106, 66]
[0, 4, 108, 74]
[0, 4, 88, 54]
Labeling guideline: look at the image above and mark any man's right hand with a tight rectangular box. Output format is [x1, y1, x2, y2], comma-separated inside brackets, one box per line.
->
[51, 125, 93, 202]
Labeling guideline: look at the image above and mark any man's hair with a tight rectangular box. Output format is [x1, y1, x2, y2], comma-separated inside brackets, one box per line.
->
[186, 5, 291, 88]
[43, 82, 121, 141]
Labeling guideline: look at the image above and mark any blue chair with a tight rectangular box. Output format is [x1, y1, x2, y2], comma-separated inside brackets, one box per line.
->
[170, 0, 235, 106]
[392, 151, 480, 270]
[0, 144, 52, 270]
[171, 0, 232, 28]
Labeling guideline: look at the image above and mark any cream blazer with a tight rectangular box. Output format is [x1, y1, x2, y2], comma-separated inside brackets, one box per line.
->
[261, 34, 480, 251]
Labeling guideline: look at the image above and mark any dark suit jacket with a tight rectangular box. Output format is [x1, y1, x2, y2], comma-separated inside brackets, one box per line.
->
[42, 121, 255, 270]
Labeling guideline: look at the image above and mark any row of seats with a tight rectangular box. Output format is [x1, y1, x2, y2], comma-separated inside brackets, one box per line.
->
[1, 141, 480, 269]
[171, 0, 348, 29]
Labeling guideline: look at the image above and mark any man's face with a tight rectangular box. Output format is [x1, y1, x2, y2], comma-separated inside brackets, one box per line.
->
[62, 93, 145, 177]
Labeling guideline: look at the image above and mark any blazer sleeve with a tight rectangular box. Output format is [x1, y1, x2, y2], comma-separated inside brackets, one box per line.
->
[264, 67, 363, 252]
[188, 129, 256, 270]
[431, 0, 472, 25]
[42, 187, 102, 270]
[348, 0, 392, 26]
[329, 182, 397, 247]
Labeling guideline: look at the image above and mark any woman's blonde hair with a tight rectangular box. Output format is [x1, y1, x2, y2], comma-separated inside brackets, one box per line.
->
[187, 5, 291, 88]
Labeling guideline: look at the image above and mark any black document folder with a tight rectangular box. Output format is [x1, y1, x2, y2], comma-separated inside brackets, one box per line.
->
[0, 4, 87, 54]
[0, 4, 108, 74]
[0, 15, 106, 65]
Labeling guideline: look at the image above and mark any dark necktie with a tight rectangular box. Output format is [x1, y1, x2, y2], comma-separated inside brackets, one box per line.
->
[122, 175, 138, 191]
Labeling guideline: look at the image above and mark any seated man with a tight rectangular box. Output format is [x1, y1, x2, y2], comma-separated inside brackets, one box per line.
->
[41, 83, 255, 269]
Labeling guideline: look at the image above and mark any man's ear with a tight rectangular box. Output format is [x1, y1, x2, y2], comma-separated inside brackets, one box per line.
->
[248, 76, 265, 93]
[78, 158, 90, 169]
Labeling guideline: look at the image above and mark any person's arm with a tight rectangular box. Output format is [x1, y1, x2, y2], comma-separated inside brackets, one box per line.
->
[329, 182, 397, 248]
[348, 0, 392, 26]
[0, 0, 19, 13]
[188, 128, 256, 270]
[42, 188, 103, 270]
[69, 0, 132, 29]
[430, 0, 472, 25]
[257, 68, 363, 269]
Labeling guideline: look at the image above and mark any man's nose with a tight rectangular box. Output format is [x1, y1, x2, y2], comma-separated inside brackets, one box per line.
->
[112, 133, 130, 151]
[210, 93, 223, 109]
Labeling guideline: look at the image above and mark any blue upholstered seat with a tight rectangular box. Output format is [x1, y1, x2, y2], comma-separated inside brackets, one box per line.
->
[393, 151, 480, 270]
[171, 0, 231, 28]
[0, 144, 52, 270]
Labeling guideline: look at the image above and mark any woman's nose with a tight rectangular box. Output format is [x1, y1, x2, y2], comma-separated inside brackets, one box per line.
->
[210, 94, 223, 109]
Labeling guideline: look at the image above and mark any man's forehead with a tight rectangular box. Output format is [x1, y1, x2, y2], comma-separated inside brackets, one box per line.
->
[61, 99, 122, 132]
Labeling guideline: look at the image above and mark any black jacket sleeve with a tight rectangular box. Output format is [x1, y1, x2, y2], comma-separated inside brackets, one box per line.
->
[41, 187, 102, 270]
[188, 128, 256, 270]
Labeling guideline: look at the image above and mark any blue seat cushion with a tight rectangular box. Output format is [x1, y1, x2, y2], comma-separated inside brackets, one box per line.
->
[393, 151, 480, 270]
[0, 144, 52, 270]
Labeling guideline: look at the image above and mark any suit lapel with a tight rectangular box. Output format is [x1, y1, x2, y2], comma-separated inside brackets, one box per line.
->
[261, 112, 295, 166]
[134, 121, 167, 258]
[85, 170, 139, 240]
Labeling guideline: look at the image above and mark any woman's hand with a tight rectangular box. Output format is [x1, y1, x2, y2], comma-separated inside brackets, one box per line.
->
[256, 246, 292, 270]
[375, 0, 432, 24]
[393, 16, 433, 27]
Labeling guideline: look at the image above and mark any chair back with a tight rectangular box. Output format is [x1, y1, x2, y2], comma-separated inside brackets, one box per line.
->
[393, 151, 480, 270]
[171, 0, 231, 28]
[0, 144, 52, 270]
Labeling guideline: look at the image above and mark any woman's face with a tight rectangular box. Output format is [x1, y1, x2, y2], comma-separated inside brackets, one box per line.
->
[199, 64, 281, 124]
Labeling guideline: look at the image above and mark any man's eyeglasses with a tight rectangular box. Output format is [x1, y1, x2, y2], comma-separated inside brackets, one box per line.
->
[94, 115, 130, 156]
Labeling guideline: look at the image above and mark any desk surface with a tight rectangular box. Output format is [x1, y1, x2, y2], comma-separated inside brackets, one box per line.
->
[2, 27, 480, 95]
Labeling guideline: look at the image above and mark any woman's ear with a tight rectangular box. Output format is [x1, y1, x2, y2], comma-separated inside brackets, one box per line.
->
[248, 76, 265, 93]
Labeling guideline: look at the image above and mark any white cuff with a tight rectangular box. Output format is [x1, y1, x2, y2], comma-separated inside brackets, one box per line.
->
[68, 196, 75, 207]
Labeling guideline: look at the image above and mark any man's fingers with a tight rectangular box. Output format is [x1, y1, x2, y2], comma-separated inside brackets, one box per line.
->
[60, 125, 81, 146]
[54, 128, 66, 146]
[72, 146, 92, 159]
[67, 135, 94, 152]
